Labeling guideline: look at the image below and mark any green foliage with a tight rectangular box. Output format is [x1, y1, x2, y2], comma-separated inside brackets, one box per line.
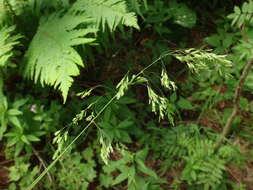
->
[7, 156, 39, 190]
[71, 0, 139, 31]
[139, 0, 197, 35]
[2, 96, 65, 156]
[0, 26, 21, 135]
[150, 124, 242, 189]
[177, 97, 193, 110]
[0, 98, 26, 142]
[169, 0, 197, 28]
[206, 1, 253, 93]
[0, 0, 7, 23]
[54, 147, 96, 190]
[100, 147, 163, 190]
[24, 12, 96, 103]
[0, 25, 20, 67]
[227, 0, 253, 28]
[23, 0, 139, 103]
[0, 27, 21, 148]
[204, 21, 239, 53]
[1, 1, 253, 190]
[182, 139, 226, 189]
[98, 119, 133, 143]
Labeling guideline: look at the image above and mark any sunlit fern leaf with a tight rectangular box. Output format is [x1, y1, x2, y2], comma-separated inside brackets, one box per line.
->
[0, 25, 21, 67]
[24, 12, 96, 103]
[71, 0, 139, 31]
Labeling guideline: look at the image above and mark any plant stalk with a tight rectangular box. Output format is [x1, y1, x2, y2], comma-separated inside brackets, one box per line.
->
[215, 58, 253, 148]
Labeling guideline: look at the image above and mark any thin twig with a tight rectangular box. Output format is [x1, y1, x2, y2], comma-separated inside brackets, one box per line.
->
[0, 160, 13, 165]
[215, 58, 253, 148]
[32, 148, 54, 183]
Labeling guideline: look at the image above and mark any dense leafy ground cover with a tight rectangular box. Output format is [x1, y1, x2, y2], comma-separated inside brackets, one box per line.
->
[1, 0, 253, 189]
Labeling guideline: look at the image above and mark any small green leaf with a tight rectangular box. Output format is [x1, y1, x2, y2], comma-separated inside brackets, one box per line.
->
[191, 171, 197, 181]
[21, 135, 30, 144]
[12, 98, 28, 108]
[170, 92, 177, 102]
[135, 147, 149, 161]
[9, 116, 22, 129]
[26, 135, 40, 142]
[4, 132, 17, 137]
[15, 142, 24, 156]
[98, 121, 112, 129]
[118, 120, 133, 129]
[7, 183, 16, 190]
[7, 109, 23, 116]
[119, 131, 132, 143]
[112, 173, 128, 185]
[170, 3, 196, 28]
[6, 137, 19, 146]
[242, 2, 248, 13]
[205, 35, 221, 47]
[103, 107, 112, 121]
[136, 159, 158, 179]
[234, 6, 241, 14]
[177, 97, 193, 110]
[83, 147, 94, 161]
[8, 166, 21, 181]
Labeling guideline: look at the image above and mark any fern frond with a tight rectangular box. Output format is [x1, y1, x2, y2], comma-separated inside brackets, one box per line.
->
[24, 12, 96, 103]
[0, 25, 21, 67]
[71, 0, 139, 31]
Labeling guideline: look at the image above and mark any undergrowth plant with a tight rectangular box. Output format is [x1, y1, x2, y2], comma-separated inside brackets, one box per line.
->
[1, 0, 253, 190]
